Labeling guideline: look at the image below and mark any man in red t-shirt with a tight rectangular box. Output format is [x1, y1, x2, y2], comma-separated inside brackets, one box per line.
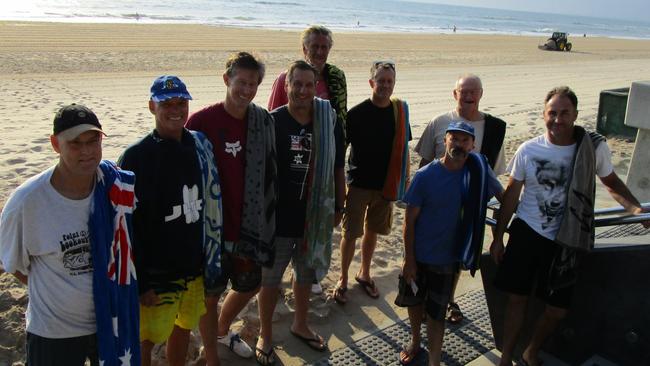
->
[186, 52, 276, 365]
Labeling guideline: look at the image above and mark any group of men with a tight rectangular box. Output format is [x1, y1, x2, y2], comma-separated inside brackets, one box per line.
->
[1, 24, 648, 366]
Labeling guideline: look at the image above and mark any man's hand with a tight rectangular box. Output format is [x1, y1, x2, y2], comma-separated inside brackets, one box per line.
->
[401, 257, 417, 284]
[632, 207, 650, 228]
[139, 289, 160, 307]
[490, 238, 505, 265]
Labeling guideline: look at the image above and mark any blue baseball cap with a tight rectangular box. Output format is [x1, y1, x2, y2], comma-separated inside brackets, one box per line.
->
[446, 121, 475, 138]
[150, 75, 192, 102]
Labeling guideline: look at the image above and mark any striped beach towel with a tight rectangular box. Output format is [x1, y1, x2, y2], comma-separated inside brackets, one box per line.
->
[382, 98, 411, 201]
[303, 97, 336, 270]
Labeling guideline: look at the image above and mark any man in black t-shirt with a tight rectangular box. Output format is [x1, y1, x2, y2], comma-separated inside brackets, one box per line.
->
[333, 61, 411, 304]
[255, 61, 345, 364]
[119, 76, 209, 366]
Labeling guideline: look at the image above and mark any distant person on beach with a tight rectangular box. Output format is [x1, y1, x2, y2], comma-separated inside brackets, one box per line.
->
[268, 24, 347, 294]
[119, 76, 221, 366]
[453, 25, 457, 33]
[333, 60, 411, 304]
[255, 60, 345, 365]
[415, 73, 507, 324]
[491, 86, 650, 366]
[186, 52, 276, 364]
[0, 104, 140, 366]
[397, 121, 503, 366]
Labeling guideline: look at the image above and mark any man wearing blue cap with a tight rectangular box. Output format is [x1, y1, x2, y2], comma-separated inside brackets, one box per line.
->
[119, 75, 221, 366]
[396, 121, 503, 366]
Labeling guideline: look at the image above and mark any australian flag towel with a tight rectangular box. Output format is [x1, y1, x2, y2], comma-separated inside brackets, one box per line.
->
[90, 160, 140, 366]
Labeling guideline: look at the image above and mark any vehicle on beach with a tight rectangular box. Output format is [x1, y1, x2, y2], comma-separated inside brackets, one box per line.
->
[538, 32, 572, 51]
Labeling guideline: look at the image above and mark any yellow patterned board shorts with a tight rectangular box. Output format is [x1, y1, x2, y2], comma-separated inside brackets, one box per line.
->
[139, 276, 206, 344]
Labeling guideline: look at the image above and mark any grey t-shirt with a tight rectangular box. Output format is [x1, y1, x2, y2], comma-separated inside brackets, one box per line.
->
[414, 110, 507, 175]
[0, 167, 96, 338]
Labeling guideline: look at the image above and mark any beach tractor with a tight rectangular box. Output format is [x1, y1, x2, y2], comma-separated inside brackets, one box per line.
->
[538, 32, 572, 51]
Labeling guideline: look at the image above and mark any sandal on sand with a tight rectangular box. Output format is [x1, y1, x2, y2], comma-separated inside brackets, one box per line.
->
[255, 345, 276, 366]
[333, 285, 348, 305]
[399, 345, 423, 365]
[290, 330, 327, 352]
[447, 302, 464, 324]
[355, 276, 380, 299]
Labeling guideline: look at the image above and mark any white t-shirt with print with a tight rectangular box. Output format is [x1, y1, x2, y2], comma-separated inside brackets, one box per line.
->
[509, 135, 614, 240]
[0, 167, 96, 338]
[414, 110, 507, 174]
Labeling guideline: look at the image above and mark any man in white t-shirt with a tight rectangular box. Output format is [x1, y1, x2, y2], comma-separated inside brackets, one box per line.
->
[490, 86, 650, 366]
[0, 104, 106, 366]
[414, 73, 508, 324]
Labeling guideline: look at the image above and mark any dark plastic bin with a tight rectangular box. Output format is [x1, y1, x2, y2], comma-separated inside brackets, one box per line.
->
[597, 87, 638, 139]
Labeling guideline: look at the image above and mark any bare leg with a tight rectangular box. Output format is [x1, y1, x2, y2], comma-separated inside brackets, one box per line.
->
[217, 288, 259, 337]
[522, 305, 567, 366]
[400, 305, 424, 364]
[166, 325, 190, 366]
[256, 285, 279, 351]
[291, 281, 314, 336]
[499, 294, 528, 366]
[356, 230, 378, 281]
[199, 295, 221, 366]
[338, 235, 358, 288]
[426, 316, 445, 366]
[141, 340, 154, 366]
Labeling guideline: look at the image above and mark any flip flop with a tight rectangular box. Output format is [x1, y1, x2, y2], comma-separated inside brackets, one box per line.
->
[399, 345, 423, 365]
[332, 285, 348, 305]
[355, 276, 380, 299]
[290, 329, 327, 352]
[447, 302, 464, 324]
[255, 345, 276, 366]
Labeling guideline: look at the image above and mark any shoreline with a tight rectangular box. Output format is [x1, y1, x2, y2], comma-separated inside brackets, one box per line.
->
[1, 18, 649, 41]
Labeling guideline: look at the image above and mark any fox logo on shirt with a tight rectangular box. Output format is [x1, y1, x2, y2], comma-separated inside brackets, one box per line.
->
[225, 141, 242, 157]
[164, 184, 202, 223]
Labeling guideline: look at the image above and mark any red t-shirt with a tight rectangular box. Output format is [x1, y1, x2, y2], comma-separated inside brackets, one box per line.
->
[186, 103, 246, 242]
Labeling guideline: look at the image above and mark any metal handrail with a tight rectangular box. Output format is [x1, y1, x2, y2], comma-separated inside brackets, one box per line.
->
[485, 202, 650, 228]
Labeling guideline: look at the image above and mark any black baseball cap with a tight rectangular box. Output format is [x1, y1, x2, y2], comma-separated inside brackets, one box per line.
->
[53, 104, 106, 141]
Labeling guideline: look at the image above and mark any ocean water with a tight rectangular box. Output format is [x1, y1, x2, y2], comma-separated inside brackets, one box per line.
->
[2, 0, 650, 39]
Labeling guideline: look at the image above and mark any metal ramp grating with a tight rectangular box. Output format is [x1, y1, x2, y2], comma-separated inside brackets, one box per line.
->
[311, 290, 494, 366]
[596, 223, 650, 239]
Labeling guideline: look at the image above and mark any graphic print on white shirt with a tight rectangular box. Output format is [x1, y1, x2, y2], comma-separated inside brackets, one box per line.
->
[225, 140, 242, 157]
[164, 184, 203, 223]
[532, 158, 570, 230]
[59, 229, 93, 275]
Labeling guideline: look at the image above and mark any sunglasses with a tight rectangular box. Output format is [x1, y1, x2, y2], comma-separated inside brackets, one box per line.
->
[373, 60, 396, 70]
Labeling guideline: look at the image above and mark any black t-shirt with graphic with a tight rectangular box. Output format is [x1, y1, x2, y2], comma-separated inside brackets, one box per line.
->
[119, 129, 204, 293]
[272, 106, 345, 237]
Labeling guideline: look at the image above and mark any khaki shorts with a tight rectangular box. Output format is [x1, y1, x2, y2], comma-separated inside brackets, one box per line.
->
[342, 186, 393, 239]
[139, 276, 206, 344]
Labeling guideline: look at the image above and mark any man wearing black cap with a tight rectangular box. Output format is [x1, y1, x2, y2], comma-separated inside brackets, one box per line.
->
[0, 104, 140, 365]
[120, 75, 221, 366]
[396, 122, 503, 366]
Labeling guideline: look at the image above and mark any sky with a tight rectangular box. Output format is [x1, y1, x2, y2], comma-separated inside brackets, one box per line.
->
[415, 0, 650, 22]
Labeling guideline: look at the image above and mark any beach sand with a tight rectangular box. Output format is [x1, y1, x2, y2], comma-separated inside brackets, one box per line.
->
[1, 21, 650, 365]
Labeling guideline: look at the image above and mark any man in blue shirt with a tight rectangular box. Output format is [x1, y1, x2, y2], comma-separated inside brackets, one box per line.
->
[397, 121, 503, 366]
